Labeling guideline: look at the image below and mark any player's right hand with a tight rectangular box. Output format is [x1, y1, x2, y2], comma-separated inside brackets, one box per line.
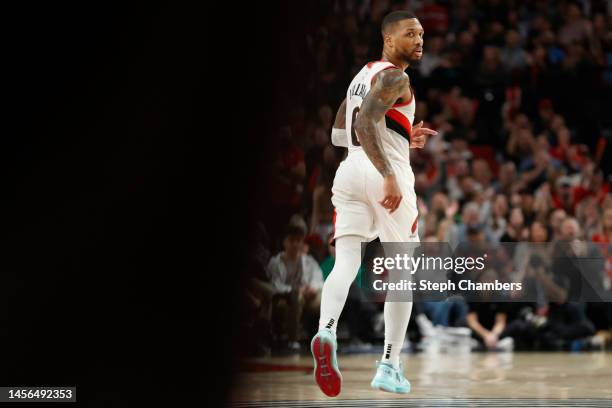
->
[410, 121, 437, 148]
[379, 174, 402, 213]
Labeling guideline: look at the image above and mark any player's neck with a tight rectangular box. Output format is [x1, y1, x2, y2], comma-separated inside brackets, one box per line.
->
[381, 51, 408, 71]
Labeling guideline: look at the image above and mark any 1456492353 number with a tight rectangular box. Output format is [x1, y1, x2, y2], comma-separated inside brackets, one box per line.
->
[7, 388, 74, 400]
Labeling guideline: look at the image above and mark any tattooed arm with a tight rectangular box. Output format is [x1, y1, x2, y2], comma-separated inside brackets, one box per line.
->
[331, 98, 348, 147]
[354, 69, 408, 176]
[354, 68, 409, 212]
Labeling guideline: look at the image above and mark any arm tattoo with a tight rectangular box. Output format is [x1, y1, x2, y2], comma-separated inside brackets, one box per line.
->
[354, 68, 408, 177]
[334, 98, 347, 130]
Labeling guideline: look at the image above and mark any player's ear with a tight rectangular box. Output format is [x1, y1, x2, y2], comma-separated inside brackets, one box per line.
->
[383, 33, 393, 49]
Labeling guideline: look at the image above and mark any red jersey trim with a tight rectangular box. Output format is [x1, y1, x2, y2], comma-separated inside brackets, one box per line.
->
[385, 108, 412, 140]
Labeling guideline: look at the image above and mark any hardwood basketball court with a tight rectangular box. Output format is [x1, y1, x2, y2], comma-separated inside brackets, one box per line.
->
[231, 351, 612, 407]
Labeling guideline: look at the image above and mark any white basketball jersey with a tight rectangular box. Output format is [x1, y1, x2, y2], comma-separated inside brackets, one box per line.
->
[345, 60, 416, 165]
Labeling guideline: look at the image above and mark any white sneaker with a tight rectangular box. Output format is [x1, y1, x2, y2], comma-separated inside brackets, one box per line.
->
[416, 314, 436, 337]
[370, 361, 411, 394]
[496, 337, 514, 351]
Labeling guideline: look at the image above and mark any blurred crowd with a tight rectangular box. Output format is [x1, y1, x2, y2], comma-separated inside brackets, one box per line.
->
[243, 0, 612, 356]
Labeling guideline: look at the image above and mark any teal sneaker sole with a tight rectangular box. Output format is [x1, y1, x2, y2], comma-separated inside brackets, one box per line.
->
[370, 379, 411, 394]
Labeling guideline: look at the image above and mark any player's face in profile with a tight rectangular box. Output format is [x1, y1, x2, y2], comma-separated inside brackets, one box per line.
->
[391, 19, 424, 63]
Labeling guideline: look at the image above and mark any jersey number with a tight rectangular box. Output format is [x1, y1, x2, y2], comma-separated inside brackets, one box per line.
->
[350, 106, 361, 146]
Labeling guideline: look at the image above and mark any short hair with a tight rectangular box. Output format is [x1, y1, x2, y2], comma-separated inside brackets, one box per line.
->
[381, 10, 417, 35]
[285, 215, 307, 238]
[285, 224, 306, 239]
[561, 216, 579, 229]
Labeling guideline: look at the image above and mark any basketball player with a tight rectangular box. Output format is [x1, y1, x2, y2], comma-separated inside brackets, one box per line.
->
[311, 11, 437, 396]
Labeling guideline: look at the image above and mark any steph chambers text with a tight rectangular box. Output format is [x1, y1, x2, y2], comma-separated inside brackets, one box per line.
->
[372, 279, 523, 292]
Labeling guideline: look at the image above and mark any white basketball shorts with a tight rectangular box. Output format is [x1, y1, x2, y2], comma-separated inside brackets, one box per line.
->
[331, 150, 419, 243]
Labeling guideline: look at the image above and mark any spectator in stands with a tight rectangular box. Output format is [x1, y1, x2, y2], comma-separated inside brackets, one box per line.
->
[549, 208, 568, 242]
[535, 217, 597, 349]
[500, 29, 531, 72]
[251, 1, 612, 355]
[493, 162, 517, 196]
[267, 217, 324, 352]
[466, 269, 516, 351]
[512, 220, 551, 317]
[591, 206, 612, 344]
[500, 207, 528, 243]
[576, 196, 602, 240]
[487, 194, 509, 243]
[428, 191, 459, 245]
[457, 201, 491, 244]
[558, 2, 591, 46]
[593, 206, 612, 245]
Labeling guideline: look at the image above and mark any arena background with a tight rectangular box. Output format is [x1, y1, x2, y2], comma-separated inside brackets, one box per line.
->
[237, 0, 612, 406]
[3, 0, 612, 406]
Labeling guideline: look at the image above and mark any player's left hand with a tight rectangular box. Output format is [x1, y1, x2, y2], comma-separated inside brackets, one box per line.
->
[410, 121, 437, 148]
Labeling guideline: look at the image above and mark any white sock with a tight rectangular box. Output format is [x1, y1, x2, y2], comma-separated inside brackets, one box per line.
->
[318, 235, 364, 333]
[381, 340, 403, 369]
[381, 301, 413, 370]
